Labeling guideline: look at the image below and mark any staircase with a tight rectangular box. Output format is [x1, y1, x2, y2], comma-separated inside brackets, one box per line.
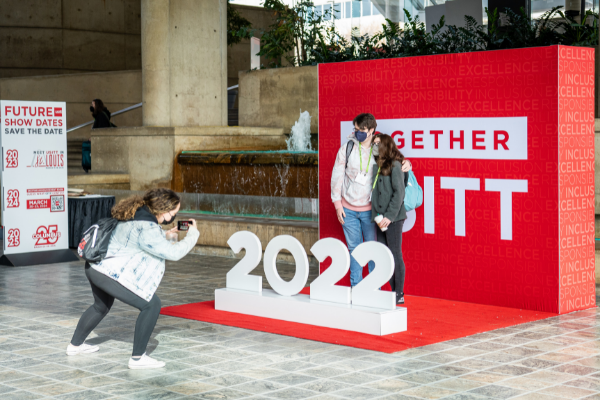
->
[228, 109, 239, 126]
[67, 139, 86, 174]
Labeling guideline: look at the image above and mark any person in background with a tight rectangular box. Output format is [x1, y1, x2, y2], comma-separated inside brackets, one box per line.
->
[372, 134, 407, 304]
[330, 113, 411, 287]
[67, 188, 199, 369]
[90, 99, 114, 129]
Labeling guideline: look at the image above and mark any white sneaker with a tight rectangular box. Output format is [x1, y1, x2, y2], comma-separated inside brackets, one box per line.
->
[128, 353, 166, 370]
[66, 343, 99, 356]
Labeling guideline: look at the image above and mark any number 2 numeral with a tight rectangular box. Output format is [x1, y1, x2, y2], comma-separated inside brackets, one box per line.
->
[310, 238, 351, 304]
[226, 231, 262, 292]
[351, 242, 395, 309]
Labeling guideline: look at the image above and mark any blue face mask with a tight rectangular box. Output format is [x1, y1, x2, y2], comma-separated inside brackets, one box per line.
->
[354, 129, 369, 143]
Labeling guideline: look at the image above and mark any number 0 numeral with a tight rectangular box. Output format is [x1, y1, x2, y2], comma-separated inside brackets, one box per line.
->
[264, 235, 309, 296]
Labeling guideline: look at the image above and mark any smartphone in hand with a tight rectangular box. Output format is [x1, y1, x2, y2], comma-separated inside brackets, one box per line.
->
[177, 220, 190, 231]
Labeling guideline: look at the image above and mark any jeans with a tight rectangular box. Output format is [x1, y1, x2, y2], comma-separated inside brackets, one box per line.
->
[376, 219, 406, 296]
[71, 264, 162, 357]
[341, 207, 377, 286]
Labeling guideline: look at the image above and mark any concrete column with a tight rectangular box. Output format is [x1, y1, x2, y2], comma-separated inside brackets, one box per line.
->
[141, 0, 227, 127]
[142, 0, 170, 126]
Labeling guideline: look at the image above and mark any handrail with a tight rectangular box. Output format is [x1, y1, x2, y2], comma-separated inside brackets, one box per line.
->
[67, 85, 240, 133]
[66, 102, 141, 133]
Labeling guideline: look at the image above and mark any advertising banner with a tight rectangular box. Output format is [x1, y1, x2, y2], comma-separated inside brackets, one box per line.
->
[0, 101, 69, 255]
[318, 46, 595, 314]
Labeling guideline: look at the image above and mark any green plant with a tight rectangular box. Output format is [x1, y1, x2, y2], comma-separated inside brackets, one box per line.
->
[229, 2, 598, 68]
[227, 1, 253, 46]
[557, 9, 599, 46]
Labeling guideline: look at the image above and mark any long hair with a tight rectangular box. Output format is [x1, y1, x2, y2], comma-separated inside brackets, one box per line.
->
[92, 99, 105, 116]
[376, 134, 404, 176]
[111, 188, 181, 221]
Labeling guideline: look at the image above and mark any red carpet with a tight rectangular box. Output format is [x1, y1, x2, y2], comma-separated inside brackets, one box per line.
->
[160, 289, 557, 353]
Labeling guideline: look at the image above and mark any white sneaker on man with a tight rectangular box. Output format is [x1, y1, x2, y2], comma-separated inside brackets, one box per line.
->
[66, 343, 99, 356]
[128, 353, 166, 369]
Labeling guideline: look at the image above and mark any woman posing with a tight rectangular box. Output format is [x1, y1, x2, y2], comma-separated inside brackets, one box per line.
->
[67, 188, 199, 369]
[372, 134, 407, 304]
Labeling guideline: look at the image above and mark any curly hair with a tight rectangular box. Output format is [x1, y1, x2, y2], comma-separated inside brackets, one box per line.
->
[376, 133, 404, 176]
[111, 188, 180, 221]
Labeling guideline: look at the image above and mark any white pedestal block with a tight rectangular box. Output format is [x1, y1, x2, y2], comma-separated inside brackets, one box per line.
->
[214, 288, 407, 336]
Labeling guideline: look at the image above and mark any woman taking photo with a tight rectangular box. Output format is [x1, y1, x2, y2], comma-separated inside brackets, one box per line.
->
[372, 134, 407, 304]
[67, 188, 199, 369]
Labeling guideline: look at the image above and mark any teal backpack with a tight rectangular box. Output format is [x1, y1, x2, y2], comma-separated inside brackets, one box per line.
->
[403, 170, 423, 212]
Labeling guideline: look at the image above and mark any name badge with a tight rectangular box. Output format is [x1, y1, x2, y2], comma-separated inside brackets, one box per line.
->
[355, 173, 368, 186]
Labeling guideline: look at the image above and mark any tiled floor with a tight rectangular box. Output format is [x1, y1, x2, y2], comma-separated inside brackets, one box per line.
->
[0, 254, 599, 400]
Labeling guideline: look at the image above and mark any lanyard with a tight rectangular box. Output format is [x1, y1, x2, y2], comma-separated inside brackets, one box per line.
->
[359, 144, 373, 173]
[372, 167, 381, 190]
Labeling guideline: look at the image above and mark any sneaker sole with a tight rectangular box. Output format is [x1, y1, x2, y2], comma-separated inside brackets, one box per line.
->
[128, 362, 166, 370]
[66, 347, 99, 356]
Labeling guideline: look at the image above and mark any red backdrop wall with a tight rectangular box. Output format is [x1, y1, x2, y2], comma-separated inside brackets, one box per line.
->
[318, 45, 595, 314]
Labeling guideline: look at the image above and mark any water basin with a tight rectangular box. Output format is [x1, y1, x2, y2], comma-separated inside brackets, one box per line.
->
[173, 150, 318, 198]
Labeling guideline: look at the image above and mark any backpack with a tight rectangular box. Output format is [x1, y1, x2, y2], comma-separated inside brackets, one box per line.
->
[101, 111, 117, 128]
[403, 170, 423, 212]
[345, 140, 355, 169]
[82, 140, 91, 173]
[78, 218, 119, 263]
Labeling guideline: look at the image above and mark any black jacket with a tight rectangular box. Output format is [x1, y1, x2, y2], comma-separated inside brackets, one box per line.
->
[92, 109, 112, 129]
[371, 160, 406, 223]
[132, 206, 158, 224]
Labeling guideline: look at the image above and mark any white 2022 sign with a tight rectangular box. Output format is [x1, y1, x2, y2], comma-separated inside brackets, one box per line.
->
[215, 232, 407, 336]
[226, 232, 396, 309]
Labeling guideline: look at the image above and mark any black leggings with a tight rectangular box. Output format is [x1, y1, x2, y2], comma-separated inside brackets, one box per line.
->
[376, 219, 406, 295]
[71, 263, 162, 357]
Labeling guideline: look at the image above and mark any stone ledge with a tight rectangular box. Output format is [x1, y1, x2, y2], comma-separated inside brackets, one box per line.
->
[169, 213, 318, 255]
[189, 244, 319, 267]
[91, 126, 285, 137]
[178, 151, 318, 166]
[68, 174, 130, 185]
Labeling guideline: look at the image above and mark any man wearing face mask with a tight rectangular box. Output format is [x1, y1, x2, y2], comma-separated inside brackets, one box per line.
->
[330, 113, 411, 286]
[67, 188, 199, 369]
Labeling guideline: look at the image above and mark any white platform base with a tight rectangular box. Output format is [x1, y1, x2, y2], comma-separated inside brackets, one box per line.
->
[214, 288, 407, 336]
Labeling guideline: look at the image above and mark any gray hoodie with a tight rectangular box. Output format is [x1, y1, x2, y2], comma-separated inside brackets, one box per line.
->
[330, 134, 378, 210]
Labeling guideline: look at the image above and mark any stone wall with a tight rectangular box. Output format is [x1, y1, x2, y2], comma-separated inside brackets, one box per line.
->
[91, 126, 287, 190]
[0, 70, 143, 140]
[227, 4, 275, 89]
[1, 1, 274, 86]
[0, 0, 141, 78]
[239, 66, 318, 134]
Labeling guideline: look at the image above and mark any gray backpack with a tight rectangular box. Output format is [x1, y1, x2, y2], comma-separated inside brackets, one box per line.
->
[345, 140, 355, 169]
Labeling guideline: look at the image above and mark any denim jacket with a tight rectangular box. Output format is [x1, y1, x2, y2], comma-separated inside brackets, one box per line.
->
[91, 206, 200, 301]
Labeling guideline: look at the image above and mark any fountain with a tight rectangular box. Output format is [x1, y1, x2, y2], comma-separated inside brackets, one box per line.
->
[173, 110, 318, 200]
[287, 110, 312, 152]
